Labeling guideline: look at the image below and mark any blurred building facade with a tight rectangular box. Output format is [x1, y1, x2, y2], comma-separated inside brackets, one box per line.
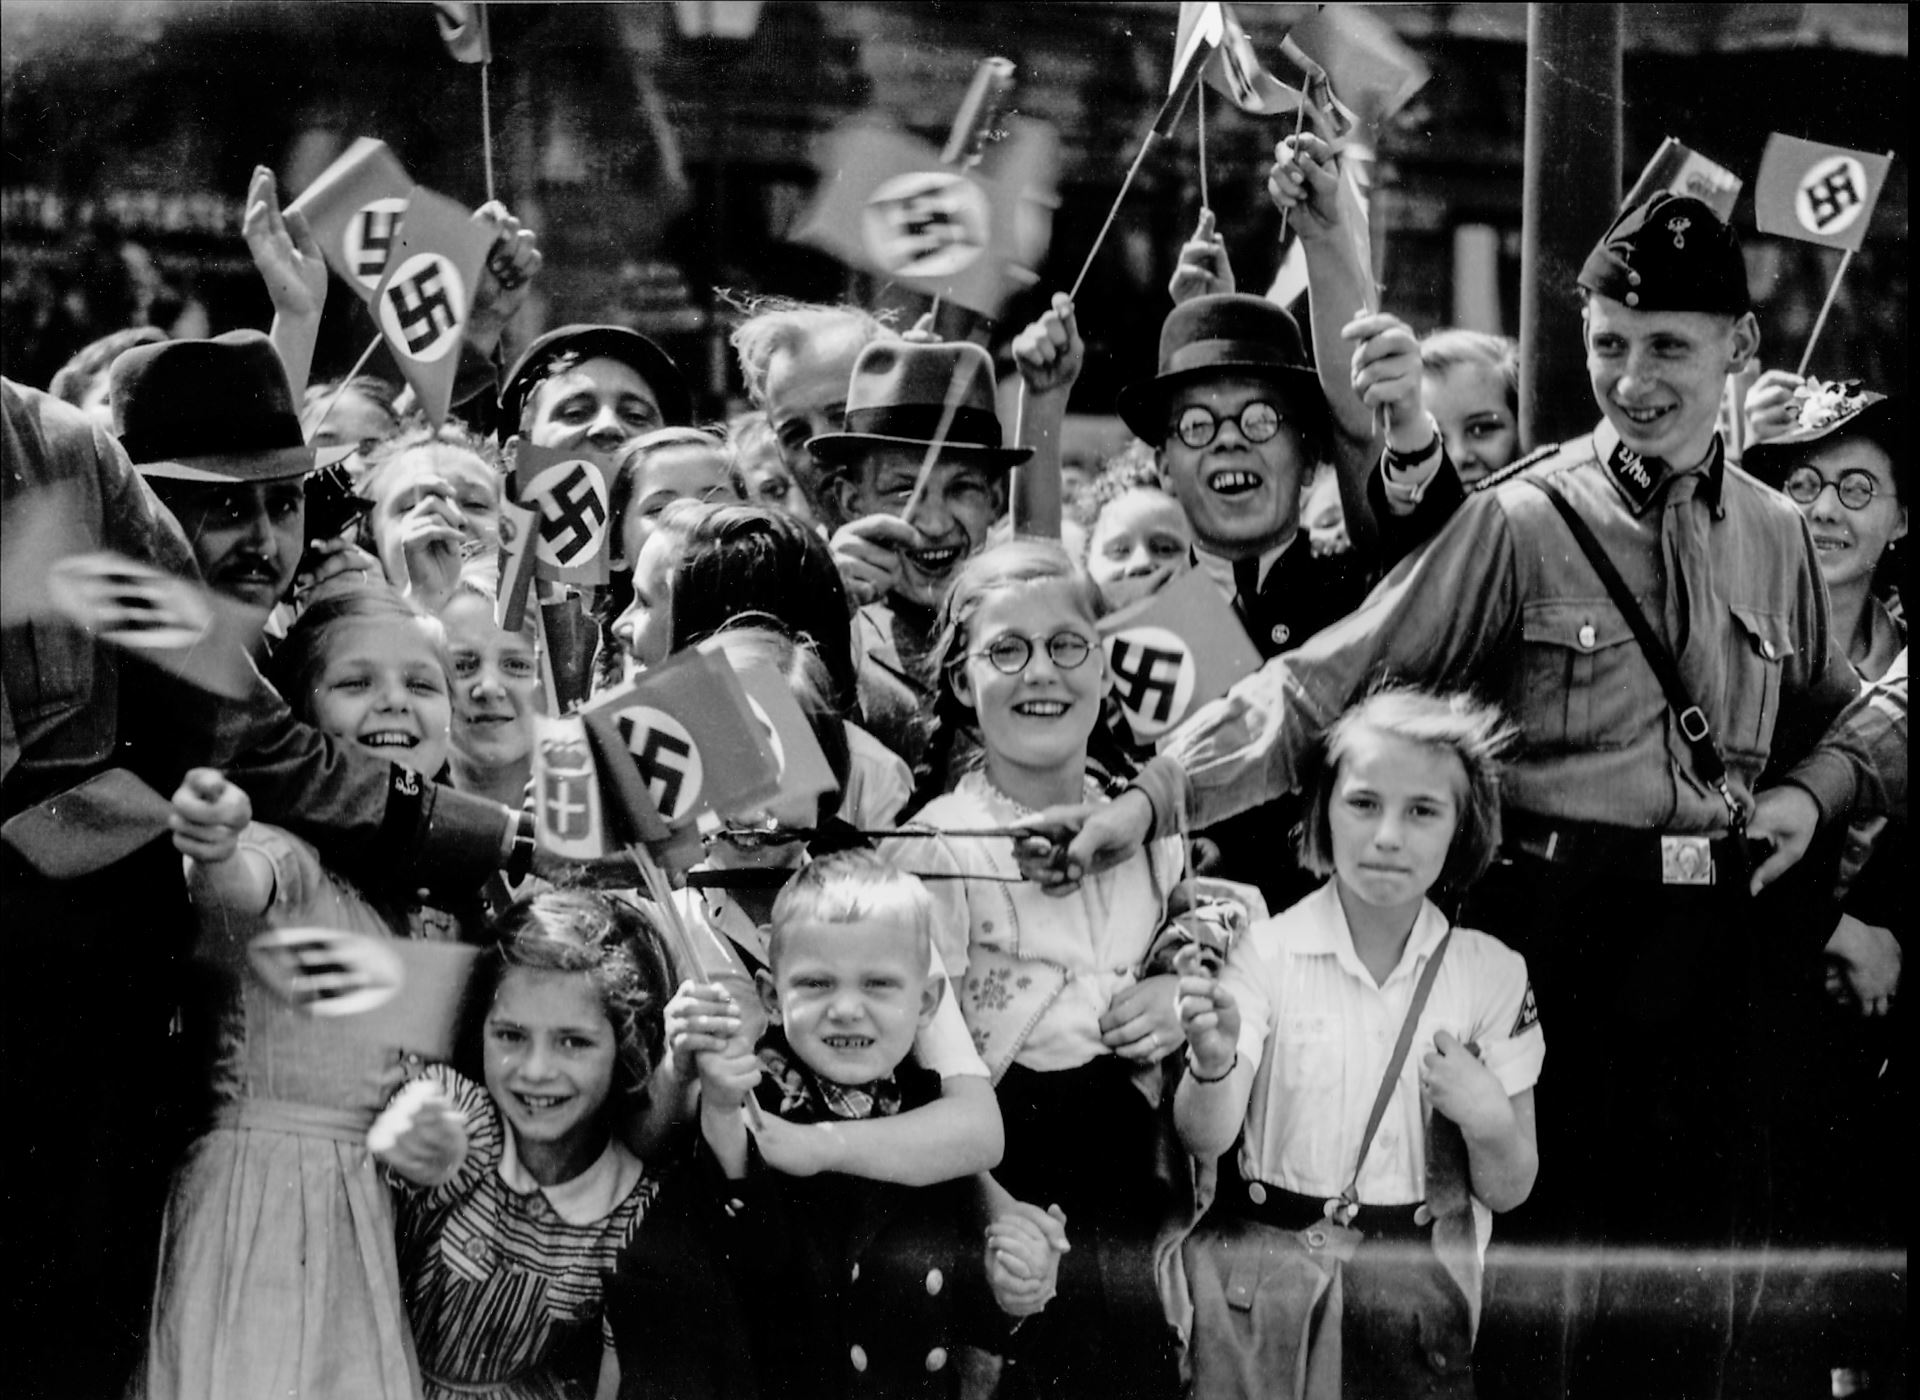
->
[2, 1, 1906, 414]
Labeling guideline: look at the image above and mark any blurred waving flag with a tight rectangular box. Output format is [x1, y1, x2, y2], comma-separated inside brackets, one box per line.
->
[510, 443, 613, 588]
[369, 187, 494, 427]
[1755, 135, 1892, 251]
[1623, 137, 1742, 222]
[433, 2, 491, 64]
[796, 116, 1059, 318]
[1286, 4, 1428, 130]
[728, 655, 837, 817]
[286, 138, 415, 304]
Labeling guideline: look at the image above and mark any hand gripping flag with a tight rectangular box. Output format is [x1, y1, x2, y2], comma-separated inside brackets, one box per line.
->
[369, 186, 494, 427]
[509, 442, 613, 588]
[1756, 135, 1892, 251]
[433, 2, 491, 64]
[285, 138, 415, 304]
[1098, 566, 1262, 744]
[796, 116, 1059, 318]
[582, 649, 781, 846]
[1623, 136, 1742, 223]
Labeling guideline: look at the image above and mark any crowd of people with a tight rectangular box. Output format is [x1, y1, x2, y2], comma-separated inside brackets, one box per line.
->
[0, 112, 1906, 1400]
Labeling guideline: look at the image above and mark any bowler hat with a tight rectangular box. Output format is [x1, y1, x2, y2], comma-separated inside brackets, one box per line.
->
[499, 324, 692, 434]
[1115, 294, 1325, 444]
[806, 340, 1031, 470]
[111, 330, 314, 483]
[1579, 192, 1751, 316]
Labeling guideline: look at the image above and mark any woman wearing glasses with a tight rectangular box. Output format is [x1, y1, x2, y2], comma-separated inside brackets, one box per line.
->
[886, 540, 1192, 1399]
[1746, 378, 1906, 682]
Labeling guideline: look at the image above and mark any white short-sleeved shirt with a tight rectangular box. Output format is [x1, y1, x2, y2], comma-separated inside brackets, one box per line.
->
[1224, 883, 1543, 1236]
[668, 881, 988, 1081]
[839, 721, 913, 831]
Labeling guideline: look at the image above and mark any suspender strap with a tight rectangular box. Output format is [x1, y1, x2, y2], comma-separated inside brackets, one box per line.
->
[1337, 928, 1453, 1217]
[1527, 478, 1745, 832]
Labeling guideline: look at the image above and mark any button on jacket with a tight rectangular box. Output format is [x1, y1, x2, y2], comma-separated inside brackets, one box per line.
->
[1152, 420, 1861, 835]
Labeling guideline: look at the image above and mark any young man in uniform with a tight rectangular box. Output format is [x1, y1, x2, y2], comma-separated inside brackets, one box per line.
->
[1023, 192, 1860, 1399]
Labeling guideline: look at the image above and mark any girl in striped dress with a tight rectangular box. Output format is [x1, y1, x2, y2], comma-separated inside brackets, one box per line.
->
[374, 889, 675, 1400]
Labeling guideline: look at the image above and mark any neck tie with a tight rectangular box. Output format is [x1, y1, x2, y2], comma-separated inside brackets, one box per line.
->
[1232, 555, 1262, 615]
[1660, 470, 1724, 755]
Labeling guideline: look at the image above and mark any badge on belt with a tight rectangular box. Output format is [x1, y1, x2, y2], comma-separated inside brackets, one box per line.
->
[1659, 834, 1714, 885]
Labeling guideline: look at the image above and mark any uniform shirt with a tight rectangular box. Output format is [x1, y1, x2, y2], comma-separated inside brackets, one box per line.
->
[1224, 883, 1543, 1247]
[1154, 422, 1861, 836]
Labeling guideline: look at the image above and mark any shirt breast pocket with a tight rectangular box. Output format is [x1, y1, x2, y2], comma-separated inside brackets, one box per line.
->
[1721, 604, 1789, 761]
[1518, 599, 1639, 751]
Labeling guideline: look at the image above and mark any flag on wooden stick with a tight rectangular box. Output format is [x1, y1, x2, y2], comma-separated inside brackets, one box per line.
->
[369, 187, 494, 427]
[1098, 567, 1262, 743]
[797, 117, 1059, 318]
[510, 443, 614, 588]
[286, 138, 415, 303]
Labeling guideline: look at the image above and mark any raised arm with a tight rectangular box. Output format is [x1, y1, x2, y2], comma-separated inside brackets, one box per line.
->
[242, 167, 327, 400]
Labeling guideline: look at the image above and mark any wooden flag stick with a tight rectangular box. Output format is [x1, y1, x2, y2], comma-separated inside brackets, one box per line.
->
[308, 334, 383, 443]
[1069, 125, 1161, 301]
[480, 60, 498, 204]
[1197, 81, 1210, 212]
[896, 358, 975, 526]
[1274, 100, 1310, 247]
[1795, 247, 1854, 378]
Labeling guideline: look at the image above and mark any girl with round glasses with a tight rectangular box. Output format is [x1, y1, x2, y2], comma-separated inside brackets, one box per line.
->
[1746, 381, 1906, 681]
[888, 540, 1190, 1398]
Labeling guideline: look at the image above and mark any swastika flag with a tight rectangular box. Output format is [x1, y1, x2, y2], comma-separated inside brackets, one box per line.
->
[582, 649, 781, 848]
[1098, 565, 1261, 744]
[369, 186, 494, 426]
[509, 442, 613, 587]
[285, 138, 415, 304]
[796, 117, 1058, 318]
[1755, 135, 1892, 252]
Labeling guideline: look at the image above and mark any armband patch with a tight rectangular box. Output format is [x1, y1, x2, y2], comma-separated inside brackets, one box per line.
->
[1511, 982, 1541, 1036]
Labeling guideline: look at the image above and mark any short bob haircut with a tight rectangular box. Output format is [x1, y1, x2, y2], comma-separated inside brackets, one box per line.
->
[608, 427, 746, 564]
[925, 539, 1107, 741]
[767, 848, 933, 974]
[462, 889, 675, 1108]
[1418, 329, 1521, 413]
[265, 582, 451, 730]
[668, 504, 860, 717]
[1295, 686, 1516, 902]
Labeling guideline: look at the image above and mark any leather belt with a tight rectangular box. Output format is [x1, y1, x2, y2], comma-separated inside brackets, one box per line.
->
[1228, 1179, 1431, 1240]
[1502, 812, 1743, 887]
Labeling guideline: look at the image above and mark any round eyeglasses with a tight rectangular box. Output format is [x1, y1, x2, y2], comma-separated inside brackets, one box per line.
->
[973, 631, 1096, 675]
[1784, 465, 1882, 512]
[1171, 401, 1283, 450]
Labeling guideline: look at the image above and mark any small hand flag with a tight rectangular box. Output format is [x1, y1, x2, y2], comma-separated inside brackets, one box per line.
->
[1623, 137, 1742, 223]
[1099, 566, 1262, 743]
[285, 138, 415, 304]
[369, 186, 494, 427]
[509, 443, 614, 588]
[1755, 135, 1891, 251]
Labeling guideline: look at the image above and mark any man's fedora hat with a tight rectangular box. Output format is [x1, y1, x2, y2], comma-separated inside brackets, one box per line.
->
[806, 340, 1031, 470]
[499, 324, 693, 433]
[1116, 294, 1325, 444]
[111, 330, 315, 483]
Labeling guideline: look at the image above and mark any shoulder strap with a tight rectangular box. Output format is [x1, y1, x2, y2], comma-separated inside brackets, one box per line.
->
[1342, 927, 1453, 1208]
[1526, 477, 1741, 820]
